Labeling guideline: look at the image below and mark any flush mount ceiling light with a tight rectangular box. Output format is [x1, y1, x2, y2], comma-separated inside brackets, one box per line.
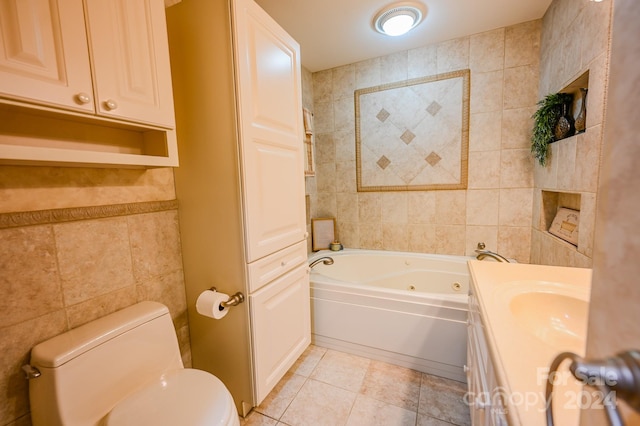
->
[373, 1, 427, 37]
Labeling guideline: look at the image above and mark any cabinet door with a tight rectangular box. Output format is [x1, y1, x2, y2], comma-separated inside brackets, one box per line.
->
[84, 0, 175, 128]
[232, 0, 306, 262]
[0, 0, 94, 112]
[249, 263, 310, 404]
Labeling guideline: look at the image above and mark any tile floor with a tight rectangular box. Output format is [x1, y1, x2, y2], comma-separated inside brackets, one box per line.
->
[240, 345, 471, 426]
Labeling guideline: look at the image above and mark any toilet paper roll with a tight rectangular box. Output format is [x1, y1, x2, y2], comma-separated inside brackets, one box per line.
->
[196, 290, 230, 320]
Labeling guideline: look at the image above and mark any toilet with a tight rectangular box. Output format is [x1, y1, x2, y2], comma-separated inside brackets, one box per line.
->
[25, 301, 240, 426]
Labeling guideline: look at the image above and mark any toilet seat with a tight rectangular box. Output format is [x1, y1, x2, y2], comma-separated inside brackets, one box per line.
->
[104, 369, 239, 426]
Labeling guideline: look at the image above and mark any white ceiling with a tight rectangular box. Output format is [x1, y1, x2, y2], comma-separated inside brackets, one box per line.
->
[254, 0, 552, 72]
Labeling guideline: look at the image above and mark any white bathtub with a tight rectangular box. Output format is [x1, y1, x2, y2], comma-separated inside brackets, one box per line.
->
[309, 249, 470, 382]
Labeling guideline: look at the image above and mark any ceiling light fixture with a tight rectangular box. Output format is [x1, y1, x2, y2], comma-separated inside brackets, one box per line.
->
[373, 2, 427, 37]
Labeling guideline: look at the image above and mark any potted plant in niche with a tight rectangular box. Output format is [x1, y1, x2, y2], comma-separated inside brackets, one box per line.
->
[531, 92, 574, 166]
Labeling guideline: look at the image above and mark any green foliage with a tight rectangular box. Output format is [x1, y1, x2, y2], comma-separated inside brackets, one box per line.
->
[531, 92, 573, 166]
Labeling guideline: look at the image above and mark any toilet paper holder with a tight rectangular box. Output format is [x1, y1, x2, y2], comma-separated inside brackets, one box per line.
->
[209, 287, 245, 308]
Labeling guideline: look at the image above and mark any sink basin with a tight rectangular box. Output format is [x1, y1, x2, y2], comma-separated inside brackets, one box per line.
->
[509, 291, 588, 351]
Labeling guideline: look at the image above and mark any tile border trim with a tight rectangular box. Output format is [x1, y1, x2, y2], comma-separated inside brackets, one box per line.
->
[0, 199, 178, 229]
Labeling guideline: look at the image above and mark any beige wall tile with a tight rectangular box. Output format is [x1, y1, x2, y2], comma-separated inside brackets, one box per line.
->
[338, 222, 359, 248]
[313, 70, 332, 103]
[301, 66, 314, 110]
[470, 28, 505, 73]
[337, 193, 359, 223]
[315, 162, 337, 193]
[0, 311, 67, 423]
[0, 167, 175, 214]
[583, 53, 608, 128]
[334, 98, 354, 131]
[380, 51, 408, 84]
[470, 70, 504, 113]
[502, 107, 536, 149]
[500, 149, 534, 188]
[407, 192, 436, 224]
[336, 161, 357, 193]
[313, 102, 334, 133]
[382, 224, 409, 251]
[468, 151, 501, 189]
[503, 65, 539, 109]
[54, 217, 134, 306]
[408, 45, 437, 79]
[332, 65, 355, 100]
[469, 111, 503, 152]
[556, 137, 577, 190]
[505, 20, 541, 68]
[128, 210, 184, 282]
[435, 225, 466, 255]
[314, 133, 336, 165]
[466, 189, 500, 226]
[67, 286, 137, 329]
[358, 193, 382, 222]
[578, 192, 596, 258]
[437, 37, 469, 74]
[435, 191, 466, 225]
[335, 130, 356, 162]
[499, 188, 533, 227]
[574, 127, 602, 193]
[316, 193, 337, 218]
[498, 226, 532, 263]
[407, 224, 438, 253]
[381, 193, 408, 224]
[465, 225, 499, 256]
[358, 223, 383, 249]
[580, 1, 612, 68]
[355, 57, 381, 89]
[0, 226, 63, 327]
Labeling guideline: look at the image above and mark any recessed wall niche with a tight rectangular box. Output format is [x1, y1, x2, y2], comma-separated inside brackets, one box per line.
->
[542, 190, 581, 247]
[560, 70, 590, 138]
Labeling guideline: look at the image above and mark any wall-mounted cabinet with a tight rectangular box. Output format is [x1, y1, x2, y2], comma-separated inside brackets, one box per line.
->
[0, 0, 178, 167]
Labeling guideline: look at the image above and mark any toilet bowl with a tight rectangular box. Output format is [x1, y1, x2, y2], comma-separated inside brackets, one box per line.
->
[25, 301, 239, 426]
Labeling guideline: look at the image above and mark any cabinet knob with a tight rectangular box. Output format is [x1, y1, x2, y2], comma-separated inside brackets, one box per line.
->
[75, 93, 91, 104]
[104, 99, 119, 111]
[463, 365, 470, 373]
[303, 232, 309, 239]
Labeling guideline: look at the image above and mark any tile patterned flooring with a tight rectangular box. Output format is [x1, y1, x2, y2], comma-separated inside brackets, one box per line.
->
[240, 345, 471, 426]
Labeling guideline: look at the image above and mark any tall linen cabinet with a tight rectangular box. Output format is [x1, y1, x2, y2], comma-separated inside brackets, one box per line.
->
[166, 0, 310, 416]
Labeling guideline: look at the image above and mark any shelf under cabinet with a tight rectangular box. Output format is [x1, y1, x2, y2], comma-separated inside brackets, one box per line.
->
[0, 102, 178, 168]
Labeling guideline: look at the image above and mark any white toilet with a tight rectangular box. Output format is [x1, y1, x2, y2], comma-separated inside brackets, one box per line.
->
[26, 301, 240, 426]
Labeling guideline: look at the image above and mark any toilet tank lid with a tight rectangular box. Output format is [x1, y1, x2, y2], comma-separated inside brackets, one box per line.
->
[31, 302, 170, 368]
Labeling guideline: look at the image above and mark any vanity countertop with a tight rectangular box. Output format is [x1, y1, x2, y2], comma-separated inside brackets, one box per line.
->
[467, 260, 592, 426]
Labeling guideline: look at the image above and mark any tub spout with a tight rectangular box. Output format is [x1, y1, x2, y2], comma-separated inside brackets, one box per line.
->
[309, 256, 334, 269]
[475, 242, 510, 263]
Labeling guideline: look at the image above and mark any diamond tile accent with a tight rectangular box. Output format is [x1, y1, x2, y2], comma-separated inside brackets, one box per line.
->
[376, 108, 390, 122]
[425, 151, 442, 166]
[426, 101, 442, 116]
[377, 155, 391, 170]
[400, 130, 416, 145]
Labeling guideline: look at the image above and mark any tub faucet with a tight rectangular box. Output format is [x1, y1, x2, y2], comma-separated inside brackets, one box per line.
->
[309, 256, 334, 269]
[475, 242, 510, 263]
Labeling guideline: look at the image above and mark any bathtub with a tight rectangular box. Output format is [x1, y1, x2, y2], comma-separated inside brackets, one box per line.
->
[309, 249, 470, 382]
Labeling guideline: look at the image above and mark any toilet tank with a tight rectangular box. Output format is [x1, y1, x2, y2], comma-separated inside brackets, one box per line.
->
[28, 302, 184, 426]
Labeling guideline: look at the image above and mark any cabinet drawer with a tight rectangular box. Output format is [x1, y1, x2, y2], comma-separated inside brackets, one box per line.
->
[247, 241, 307, 293]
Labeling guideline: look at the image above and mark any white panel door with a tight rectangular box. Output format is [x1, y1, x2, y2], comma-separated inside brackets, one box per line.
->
[249, 263, 310, 404]
[84, 0, 175, 128]
[0, 0, 94, 112]
[232, 0, 306, 262]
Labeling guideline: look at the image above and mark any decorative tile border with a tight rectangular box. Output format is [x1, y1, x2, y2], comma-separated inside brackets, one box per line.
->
[355, 69, 470, 192]
[0, 199, 178, 229]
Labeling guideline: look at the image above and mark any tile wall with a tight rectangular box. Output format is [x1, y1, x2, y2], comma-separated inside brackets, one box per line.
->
[531, 0, 613, 267]
[306, 21, 542, 262]
[0, 167, 189, 426]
